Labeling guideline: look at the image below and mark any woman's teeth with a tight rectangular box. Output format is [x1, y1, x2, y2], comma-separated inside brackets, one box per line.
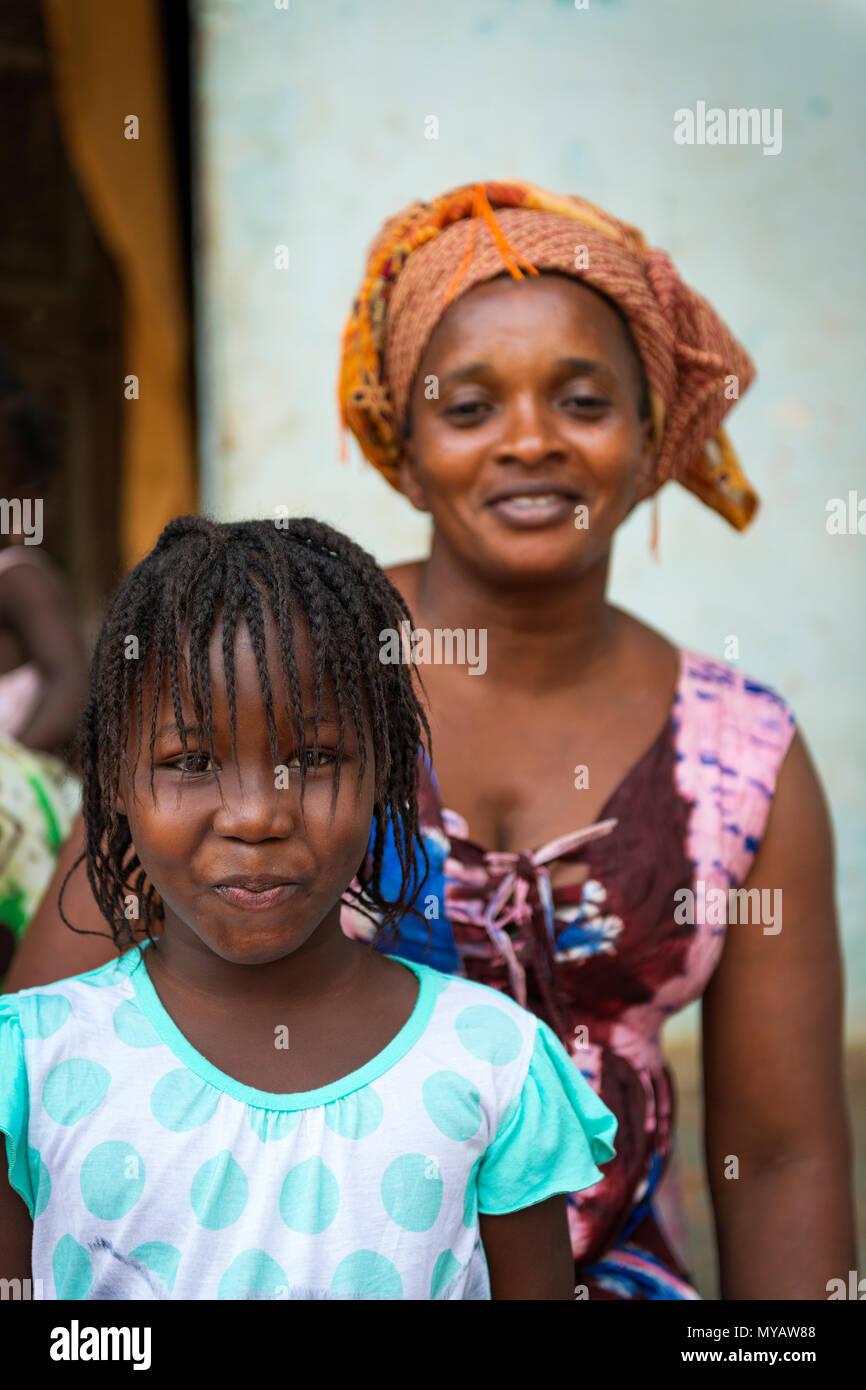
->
[507, 494, 562, 507]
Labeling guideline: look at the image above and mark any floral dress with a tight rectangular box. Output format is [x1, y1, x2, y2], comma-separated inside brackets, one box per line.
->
[0, 737, 80, 985]
[343, 649, 796, 1299]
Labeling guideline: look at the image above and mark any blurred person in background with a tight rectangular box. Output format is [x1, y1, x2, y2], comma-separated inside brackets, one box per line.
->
[0, 350, 86, 979]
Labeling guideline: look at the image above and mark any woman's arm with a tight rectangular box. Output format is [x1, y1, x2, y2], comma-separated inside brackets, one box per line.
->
[0, 557, 88, 756]
[480, 1195, 574, 1298]
[4, 812, 120, 992]
[702, 729, 857, 1299]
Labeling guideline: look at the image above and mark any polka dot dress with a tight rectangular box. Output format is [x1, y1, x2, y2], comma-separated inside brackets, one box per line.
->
[0, 946, 617, 1299]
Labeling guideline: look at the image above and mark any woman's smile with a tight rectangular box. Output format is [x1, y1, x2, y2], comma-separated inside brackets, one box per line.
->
[484, 478, 583, 529]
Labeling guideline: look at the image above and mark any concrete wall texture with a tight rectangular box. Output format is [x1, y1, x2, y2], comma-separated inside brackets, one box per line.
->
[194, 0, 866, 1040]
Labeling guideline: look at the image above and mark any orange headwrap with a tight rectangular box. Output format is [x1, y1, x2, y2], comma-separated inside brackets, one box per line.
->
[340, 181, 758, 530]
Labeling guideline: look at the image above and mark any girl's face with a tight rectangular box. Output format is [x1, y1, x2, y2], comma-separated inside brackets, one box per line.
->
[118, 612, 375, 967]
[402, 273, 655, 585]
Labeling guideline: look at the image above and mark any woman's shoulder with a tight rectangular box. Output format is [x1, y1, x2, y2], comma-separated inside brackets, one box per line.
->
[676, 645, 796, 748]
[615, 614, 796, 754]
[0, 544, 49, 572]
[672, 647, 798, 884]
[0, 544, 62, 591]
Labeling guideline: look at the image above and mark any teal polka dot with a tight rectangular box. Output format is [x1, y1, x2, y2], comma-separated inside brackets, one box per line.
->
[463, 1156, 481, 1228]
[455, 1005, 522, 1065]
[381, 1153, 443, 1232]
[191, 1151, 248, 1230]
[151, 1068, 220, 1131]
[218, 1249, 288, 1300]
[248, 1107, 301, 1142]
[42, 1059, 110, 1125]
[29, 1147, 51, 1218]
[431, 1249, 462, 1298]
[113, 999, 161, 1048]
[53, 1234, 92, 1299]
[19, 993, 71, 1040]
[324, 1087, 383, 1139]
[80, 1140, 145, 1219]
[279, 1157, 339, 1234]
[331, 1250, 402, 1299]
[129, 1242, 181, 1294]
[422, 1070, 482, 1141]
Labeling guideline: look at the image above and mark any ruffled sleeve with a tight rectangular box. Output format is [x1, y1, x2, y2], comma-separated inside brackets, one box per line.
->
[0, 994, 34, 1216]
[477, 1018, 617, 1215]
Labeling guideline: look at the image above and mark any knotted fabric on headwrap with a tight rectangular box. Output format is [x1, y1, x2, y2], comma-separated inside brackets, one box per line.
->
[340, 181, 758, 530]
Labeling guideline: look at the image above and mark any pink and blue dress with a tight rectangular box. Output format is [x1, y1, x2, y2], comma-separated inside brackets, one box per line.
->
[345, 649, 796, 1299]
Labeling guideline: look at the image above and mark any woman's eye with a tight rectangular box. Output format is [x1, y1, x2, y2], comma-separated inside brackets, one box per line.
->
[444, 400, 490, 422]
[562, 394, 609, 411]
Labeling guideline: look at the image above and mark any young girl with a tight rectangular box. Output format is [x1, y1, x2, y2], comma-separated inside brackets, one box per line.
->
[0, 515, 617, 1300]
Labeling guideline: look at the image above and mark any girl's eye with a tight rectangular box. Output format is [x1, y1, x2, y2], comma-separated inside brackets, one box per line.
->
[174, 752, 213, 775]
[285, 749, 337, 770]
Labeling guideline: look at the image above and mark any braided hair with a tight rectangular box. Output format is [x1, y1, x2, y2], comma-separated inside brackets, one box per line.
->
[62, 514, 431, 951]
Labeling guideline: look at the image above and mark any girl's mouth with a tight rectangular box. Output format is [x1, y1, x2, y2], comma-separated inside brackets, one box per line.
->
[213, 881, 297, 911]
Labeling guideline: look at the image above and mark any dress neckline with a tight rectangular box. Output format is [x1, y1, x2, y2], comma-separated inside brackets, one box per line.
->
[436, 645, 686, 857]
[121, 944, 440, 1112]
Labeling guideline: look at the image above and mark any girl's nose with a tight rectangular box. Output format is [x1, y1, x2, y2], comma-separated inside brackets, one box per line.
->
[211, 768, 298, 842]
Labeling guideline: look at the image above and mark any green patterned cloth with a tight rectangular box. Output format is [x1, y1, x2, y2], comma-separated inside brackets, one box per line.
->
[0, 735, 81, 980]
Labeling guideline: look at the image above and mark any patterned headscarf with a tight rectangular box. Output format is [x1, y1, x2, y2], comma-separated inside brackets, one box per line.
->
[340, 181, 759, 530]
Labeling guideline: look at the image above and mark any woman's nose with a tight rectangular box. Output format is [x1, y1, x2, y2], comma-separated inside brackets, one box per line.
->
[211, 768, 297, 841]
[494, 394, 564, 467]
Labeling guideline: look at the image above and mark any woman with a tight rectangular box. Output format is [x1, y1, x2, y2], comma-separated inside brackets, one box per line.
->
[0, 351, 85, 980]
[7, 181, 855, 1300]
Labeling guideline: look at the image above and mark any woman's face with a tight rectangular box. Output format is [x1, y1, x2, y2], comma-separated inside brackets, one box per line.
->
[401, 273, 655, 585]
